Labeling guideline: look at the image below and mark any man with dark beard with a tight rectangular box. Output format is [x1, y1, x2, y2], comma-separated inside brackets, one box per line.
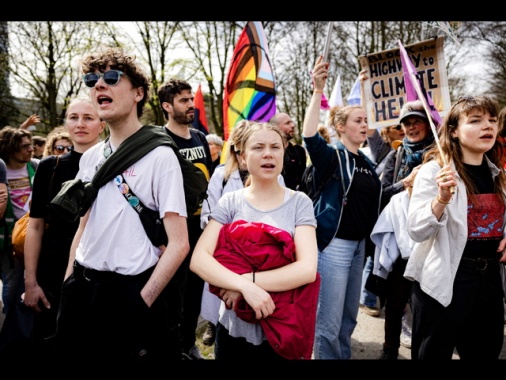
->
[269, 112, 307, 190]
[158, 79, 213, 360]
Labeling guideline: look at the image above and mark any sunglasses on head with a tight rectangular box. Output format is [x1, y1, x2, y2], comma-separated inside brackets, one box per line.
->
[82, 70, 124, 88]
[54, 145, 73, 153]
[19, 143, 33, 150]
[455, 96, 476, 106]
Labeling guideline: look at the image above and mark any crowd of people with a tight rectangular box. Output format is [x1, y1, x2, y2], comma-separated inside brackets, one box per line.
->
[0, 46, 505, 364]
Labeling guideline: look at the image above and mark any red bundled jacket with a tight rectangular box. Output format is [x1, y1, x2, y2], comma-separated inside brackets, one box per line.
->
[210, 220, 320, 360]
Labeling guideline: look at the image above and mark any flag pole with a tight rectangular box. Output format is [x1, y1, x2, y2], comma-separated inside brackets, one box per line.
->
[398, 40, 454, 193]
[322, 22, 333, 62]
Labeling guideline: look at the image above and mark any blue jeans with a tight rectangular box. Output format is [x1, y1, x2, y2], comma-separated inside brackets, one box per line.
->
[360, 255, 377, 308]
[314, 237, 365, 359]
[0, 252, 24, 316]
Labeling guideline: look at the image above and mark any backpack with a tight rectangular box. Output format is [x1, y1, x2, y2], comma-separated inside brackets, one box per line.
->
[297, 146, 339, 202]
[173, 127, 210, 217]
[171, 138, 209, 218]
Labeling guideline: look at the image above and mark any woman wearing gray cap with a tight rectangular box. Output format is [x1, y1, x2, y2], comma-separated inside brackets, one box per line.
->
[376, 99, 435, 359]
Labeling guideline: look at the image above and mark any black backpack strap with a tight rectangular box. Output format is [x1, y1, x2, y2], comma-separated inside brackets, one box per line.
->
[92, 125, 175, 188]
[116, 173, 167, 248]
[191, 127, 208, 146]
[312, 145, 340, 200]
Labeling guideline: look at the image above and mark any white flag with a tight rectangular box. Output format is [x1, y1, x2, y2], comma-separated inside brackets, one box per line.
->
[347, 76, 361, 106]
[329, 74, 344, 107]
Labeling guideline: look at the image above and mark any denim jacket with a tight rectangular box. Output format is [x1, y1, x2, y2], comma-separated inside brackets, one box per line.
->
[303, 133, 382, 252]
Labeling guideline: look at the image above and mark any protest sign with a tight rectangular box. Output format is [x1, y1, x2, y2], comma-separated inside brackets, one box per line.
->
[359, 37, 451, 130]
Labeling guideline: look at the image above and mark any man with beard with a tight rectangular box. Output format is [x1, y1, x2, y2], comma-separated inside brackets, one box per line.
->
[158, 78, 212, 360]
[269, 113, 307, 190]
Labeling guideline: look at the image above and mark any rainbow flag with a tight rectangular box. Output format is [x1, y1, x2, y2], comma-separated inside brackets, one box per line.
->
[222, 21, 276, 141]
[191, 84, 209, 135]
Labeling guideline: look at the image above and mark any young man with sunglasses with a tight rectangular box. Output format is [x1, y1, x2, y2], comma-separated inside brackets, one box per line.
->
[157, 78, 212, 360]
[55, 47, 190, 365]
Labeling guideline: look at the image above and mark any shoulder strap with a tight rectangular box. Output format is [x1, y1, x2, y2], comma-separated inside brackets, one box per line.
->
[117, 172, 167, 247]
[92, 125, 177, 188]
[27, 161, 36, 188]
[190, 128, 208, 146]
[71, 125, 177, 216]
[311, 145, 341, 201]
[336, 148, 347, 206]
[392, 145, 403, 182]
[117, 173, 150, 217]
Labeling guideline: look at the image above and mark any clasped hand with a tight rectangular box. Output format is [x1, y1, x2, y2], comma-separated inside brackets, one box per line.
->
[220, 278, 275, 320]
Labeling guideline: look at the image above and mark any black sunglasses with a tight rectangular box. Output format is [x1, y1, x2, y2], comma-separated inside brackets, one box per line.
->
[82, 70, 124, 88]
[392, 125, 402, 130]
[54, 145, 73, 153]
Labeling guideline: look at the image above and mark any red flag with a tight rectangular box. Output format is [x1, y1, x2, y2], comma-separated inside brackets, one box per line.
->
[398, 40, 442, 128]
[191, 84, 209, 135]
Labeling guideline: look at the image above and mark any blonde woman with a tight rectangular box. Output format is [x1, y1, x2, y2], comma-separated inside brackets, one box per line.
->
[23, 97, 105, 359]
[191, 122, 318, 360]
[198, 120, 285, 347]
[303, 55, 382, 359]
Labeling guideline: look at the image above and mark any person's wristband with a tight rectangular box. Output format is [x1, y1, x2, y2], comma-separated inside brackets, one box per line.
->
[252, 271, 255, 283]
[313, 89, 323, 93]
[436, 195, 453, 204]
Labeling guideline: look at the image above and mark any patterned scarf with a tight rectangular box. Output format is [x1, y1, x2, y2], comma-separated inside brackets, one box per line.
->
[397, 135, 434, 181]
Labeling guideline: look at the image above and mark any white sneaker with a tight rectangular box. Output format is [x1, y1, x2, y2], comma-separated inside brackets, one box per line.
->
[400, 315, 412, 349]
[400, 330, 411, 349]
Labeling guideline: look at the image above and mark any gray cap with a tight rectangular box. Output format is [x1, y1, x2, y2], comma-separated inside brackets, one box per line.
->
[399, 110, 428, 124]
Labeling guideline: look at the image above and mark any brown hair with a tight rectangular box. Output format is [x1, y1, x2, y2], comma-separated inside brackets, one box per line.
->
[80, 47, 150, 118]
[423, 96, 506, 201]
[157, 78, 193, 120]
[0, 127, 32, 162]
[317, 125, 331, 143]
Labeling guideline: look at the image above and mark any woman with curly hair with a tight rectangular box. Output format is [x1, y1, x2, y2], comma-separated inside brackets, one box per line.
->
[43, 127, 73, 157]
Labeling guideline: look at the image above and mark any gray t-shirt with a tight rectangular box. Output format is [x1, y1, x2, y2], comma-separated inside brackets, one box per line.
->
[210, 187, 317, 345]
